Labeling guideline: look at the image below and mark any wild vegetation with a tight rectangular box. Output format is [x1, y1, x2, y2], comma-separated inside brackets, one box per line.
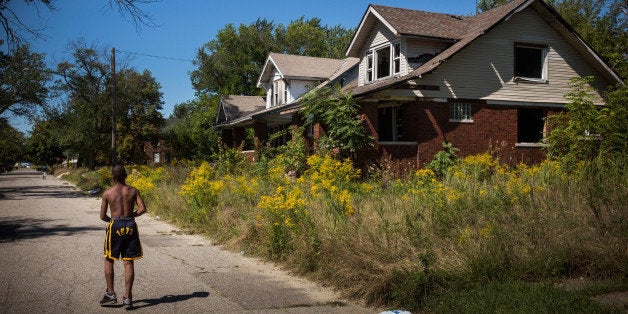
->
[5, 0, 627, 310]
[60, 82, 626, 311]
[61, 139, 626, 311]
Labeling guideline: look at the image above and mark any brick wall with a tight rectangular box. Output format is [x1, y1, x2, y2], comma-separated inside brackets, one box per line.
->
[355, 99, 562, 168]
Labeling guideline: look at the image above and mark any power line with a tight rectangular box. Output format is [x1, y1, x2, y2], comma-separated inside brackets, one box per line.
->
[116, 49, 194, 62]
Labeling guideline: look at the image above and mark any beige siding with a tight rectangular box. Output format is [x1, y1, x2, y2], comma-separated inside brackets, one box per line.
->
[405, 38, 450, 71]
[379, 6, 611, 105]
[359, 22, 397, 86]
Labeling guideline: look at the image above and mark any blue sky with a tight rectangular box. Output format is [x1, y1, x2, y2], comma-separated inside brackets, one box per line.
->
[6, 0, 478, 133]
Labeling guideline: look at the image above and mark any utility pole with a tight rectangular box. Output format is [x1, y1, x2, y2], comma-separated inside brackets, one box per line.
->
[111, 47, 117, 165]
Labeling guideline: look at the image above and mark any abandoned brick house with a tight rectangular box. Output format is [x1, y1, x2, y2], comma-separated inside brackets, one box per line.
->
[214, 0, 623, 167]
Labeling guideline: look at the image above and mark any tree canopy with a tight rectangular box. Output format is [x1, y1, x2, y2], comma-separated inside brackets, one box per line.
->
[0, 117, 25, 165]
[165, 94, 220, 160]
[190, 17, 354, 96]
[48, 41, 164, 168]
[0, 45, 49, 116]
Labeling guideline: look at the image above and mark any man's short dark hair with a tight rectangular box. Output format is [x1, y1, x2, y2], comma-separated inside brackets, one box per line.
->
[112, 164, 127, 184]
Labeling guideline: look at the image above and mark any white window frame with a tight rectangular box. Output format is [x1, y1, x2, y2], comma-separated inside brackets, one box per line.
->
[449, 103, 473, 123]
[272, 81, 279, 106]
[365, 40, 401, 83]
[393, 42, 401, 74]
[366, 53, 374, 83]
[514, 43, 548, 83]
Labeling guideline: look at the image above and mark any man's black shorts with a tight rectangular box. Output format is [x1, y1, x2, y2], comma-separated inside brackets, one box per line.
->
[104, 217, 143, 261]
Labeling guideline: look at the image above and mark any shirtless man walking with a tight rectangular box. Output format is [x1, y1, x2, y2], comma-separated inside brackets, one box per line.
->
[99, 164, 146, 308]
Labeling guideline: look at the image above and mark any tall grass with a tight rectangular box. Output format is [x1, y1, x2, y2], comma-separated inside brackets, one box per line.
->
[82, 153, 626, 311]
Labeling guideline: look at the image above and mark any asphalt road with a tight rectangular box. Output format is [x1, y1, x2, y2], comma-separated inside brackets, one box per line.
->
[0, 168, 374, 313]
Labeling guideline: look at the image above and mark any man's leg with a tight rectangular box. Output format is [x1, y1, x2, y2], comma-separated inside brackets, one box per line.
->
[104, 258, 115, 293]
[123, 260, 134, 299]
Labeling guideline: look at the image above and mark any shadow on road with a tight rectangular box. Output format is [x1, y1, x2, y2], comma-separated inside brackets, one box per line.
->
[0, 184, 85, 200]
[127, 291, 211, 310]
[0, 217, 101, 242]
[0, 170, 41, 176]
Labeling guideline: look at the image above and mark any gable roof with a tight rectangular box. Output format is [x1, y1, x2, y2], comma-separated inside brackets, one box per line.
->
[351, 0, 623, 96]
[216, 95, 266, 126]
[257, 53, 349, 87]
[346, 4, 472, 57]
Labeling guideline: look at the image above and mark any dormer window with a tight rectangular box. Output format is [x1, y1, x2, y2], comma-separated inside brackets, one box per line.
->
[366, 54, 373, 82]
[376, 46, 391, 79]
[271, 80, 288, 106]
[393, 43, 401, 74]
[273, 81, 279, 106]
[366, 41, 401, 83]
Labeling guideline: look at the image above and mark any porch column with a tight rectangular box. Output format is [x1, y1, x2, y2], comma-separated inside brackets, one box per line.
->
[221, 128, 234, 148]
[253, 121, 268, 146]
[232, 127, 246, 148]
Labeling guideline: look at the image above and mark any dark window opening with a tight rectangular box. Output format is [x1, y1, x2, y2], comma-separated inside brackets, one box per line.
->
[269, 124, 291, 148]
[376, 46, 390, 79]
[515, 45, 545, 79]
[378, 106, 403, 141]
[517, 108, 544, 143]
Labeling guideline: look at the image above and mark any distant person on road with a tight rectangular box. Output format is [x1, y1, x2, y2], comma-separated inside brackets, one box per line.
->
[99, 164, 146, 308]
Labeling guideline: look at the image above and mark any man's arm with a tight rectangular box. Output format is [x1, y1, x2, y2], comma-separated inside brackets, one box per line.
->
[133, 189, 147, 217]
[100, 191, 111, 222]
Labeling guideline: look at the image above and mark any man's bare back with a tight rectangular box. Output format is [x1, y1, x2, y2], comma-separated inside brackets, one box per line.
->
[100, 165, 146, 222]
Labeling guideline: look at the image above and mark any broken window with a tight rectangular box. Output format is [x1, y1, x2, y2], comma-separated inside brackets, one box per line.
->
[378, 106, 403, 142]
[517, 108, 545, 143]
[514, 43, 547, 80]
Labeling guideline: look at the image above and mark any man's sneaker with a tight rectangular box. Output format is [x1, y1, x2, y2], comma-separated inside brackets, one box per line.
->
[99, 291, 117, 305]
[123, 297, 133, 309]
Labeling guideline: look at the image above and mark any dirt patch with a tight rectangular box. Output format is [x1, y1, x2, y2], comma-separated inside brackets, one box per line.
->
[554, 278, 627, 311]
[592, 291, 628, 312]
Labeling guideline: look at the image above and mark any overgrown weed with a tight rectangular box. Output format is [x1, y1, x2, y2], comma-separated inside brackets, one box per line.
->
[64, 151, 626, 311]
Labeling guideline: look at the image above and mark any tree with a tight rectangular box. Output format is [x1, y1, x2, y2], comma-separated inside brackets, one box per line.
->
[546, 0, 627, 78]
[0, 44, 49, 116]
[276, 17, 328, 57]
[26, 118, 63, 165]
[115, 68, 164, 163]
[51, 41, 166, 167]
[300, 86, 373, 158]
[53, 41, 112, 169]
[546, 76, 627, 169]
[476, 0, 511, 13]
[0, 0, 158, 49]
[191, 18, 354, 97]
[165, 94, 220, 160]
[191, 19, 277, 96]
[0, 117, 25, 166]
